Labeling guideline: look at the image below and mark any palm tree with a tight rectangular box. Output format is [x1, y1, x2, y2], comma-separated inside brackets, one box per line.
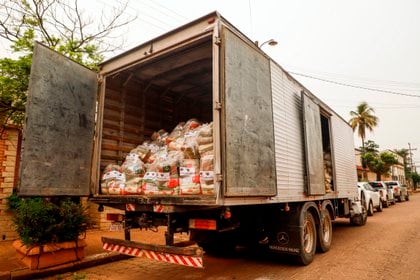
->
[349, 102, 379, 180]
[349, 102, 379, 151]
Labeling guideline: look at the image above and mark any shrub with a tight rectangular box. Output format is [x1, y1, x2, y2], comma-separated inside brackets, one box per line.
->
[8, 196, 88, 246]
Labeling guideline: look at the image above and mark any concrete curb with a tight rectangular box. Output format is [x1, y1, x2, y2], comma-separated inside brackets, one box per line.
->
[3, 252, 132, 280]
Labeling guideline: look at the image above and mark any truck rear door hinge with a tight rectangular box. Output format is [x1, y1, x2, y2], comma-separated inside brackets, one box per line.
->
[215, 102, 222, 110]
[215, 173, 223, 182]
[97, 75, 104, 84]
[214, 36, 221, 45]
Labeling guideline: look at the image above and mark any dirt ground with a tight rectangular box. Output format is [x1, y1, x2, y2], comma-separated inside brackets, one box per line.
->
[2, 192, 419, 279]
[35, 192, 420, 280]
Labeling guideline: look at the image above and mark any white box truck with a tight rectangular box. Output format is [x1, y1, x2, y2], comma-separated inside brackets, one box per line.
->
[18, 12, 365, 267]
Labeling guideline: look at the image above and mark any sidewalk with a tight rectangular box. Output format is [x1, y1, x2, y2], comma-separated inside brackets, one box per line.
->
[0, 228, 167, 280]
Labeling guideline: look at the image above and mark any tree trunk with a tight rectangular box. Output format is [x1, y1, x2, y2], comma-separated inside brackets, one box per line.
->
[376, 173, 381, 181]
[361, 137, 367, 180]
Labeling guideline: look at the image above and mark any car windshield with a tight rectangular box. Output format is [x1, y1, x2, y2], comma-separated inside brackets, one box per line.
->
[369, 182, 383, 188]
[385, 182, 397, 186]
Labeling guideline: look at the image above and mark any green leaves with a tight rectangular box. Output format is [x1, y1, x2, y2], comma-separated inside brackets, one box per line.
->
[0, 54, 31, 126]
[362, 151, 398, 180]
[0, 0, 132, 127]
[349, 102, 379, 144]
[10, 197, 89, 246]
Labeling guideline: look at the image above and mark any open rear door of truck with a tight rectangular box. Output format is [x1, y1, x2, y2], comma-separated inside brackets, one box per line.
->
[221, 26, 277, 197]
[19, 42, 97, 196]
[301, 91, 325, 195]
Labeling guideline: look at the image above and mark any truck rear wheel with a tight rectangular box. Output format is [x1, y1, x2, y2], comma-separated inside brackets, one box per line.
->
[296, 212, 317, 265]
[317, 209, 332, 253]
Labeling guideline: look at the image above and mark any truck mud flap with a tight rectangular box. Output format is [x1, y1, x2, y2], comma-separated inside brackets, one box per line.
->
[102, 237, 204, 268]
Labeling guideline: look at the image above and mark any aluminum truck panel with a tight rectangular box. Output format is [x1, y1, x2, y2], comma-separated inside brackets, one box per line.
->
[331, 115, 358, 197]
[19, 43, 97, 196]
[270, 62, 305, 197]
[222, 27, 277, 197]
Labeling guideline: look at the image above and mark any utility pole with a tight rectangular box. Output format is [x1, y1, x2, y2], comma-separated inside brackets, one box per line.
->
[408, 143, 417, 171]
[408, 143, 417, 188]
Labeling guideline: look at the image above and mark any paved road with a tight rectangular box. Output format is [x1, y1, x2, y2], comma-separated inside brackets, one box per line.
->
[49, 192, 420, 280]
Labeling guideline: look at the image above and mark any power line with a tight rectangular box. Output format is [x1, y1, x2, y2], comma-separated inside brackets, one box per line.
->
[289, 71, 420, 98]
[284, 64, 420, 89]
[143, 0, 188, 22]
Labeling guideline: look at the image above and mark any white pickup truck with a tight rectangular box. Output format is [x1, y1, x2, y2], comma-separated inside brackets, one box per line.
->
[385, 181, 409, 202]
[369, 181, 394, 207]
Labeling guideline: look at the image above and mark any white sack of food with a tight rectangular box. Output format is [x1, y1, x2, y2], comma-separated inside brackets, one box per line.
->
[142, 171, 159, 195]
[179, 159, 201, 195]
[121, 153, 145, 179]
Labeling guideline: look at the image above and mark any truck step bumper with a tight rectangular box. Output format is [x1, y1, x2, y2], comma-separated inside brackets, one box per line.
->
[102, 237, 204, 268]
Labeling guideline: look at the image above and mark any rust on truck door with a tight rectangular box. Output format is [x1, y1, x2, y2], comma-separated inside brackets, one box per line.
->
[19, 42, 97, 196]
[221, 26, 277, 197]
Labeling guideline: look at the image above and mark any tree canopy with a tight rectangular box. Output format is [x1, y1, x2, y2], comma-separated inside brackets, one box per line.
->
[362, 151, 398, 181]
[0, 0, 135, 127]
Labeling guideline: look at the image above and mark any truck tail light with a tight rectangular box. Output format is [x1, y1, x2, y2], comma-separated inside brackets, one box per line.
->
[189, 219, 217, 230]
[106, 213, 124, 222]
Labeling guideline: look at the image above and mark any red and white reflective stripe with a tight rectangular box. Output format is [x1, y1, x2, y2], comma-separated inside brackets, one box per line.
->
[153, 205, 164, 213]
[153, 204, 175, 213]
[126, 203, 136, 211]
[102, 242, 203, 268]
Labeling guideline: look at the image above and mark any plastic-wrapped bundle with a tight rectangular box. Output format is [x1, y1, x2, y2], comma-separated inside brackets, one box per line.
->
[323, 152, 333, 193]
[147, 146, 168, 165]
[200, 155, 214, 195]
[130, 144, 151, 163]
[181, 130, 200, 159]
[166, 122, 185, 144]
[198, 123, 213, 157]
[121, 153, 146, 180]
[155, 150, 183, 195]
[124, 177, 143, 194]
[182, 118, 201, 134]
[142, 171, 159, 195]
[103, 171, 126, 195]
[101, 164, 124, 194]
[180, 159, 201, 195]
[151, 129, 168, 146]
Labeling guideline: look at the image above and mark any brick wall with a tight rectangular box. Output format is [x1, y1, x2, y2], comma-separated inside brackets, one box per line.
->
[0, 127, 21, 241]
[0, 126, 123, 239]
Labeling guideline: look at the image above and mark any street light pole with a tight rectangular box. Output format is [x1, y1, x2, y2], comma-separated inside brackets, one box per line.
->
[255, 39, 278, 48]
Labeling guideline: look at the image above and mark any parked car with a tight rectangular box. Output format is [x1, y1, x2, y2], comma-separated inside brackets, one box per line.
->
[357, 182, 383, 215]
[385, 181, 409, 202]
[368, 181, 394, 207]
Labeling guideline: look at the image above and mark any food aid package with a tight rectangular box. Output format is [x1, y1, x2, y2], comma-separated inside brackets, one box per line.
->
[101, 164, 123, 194]
[130, 144, 151, 163]
[124, 177, 143, 194]
[155, 150, 183, 195]
[197, 123, 213, 157]
[151, 129, 168, 146]
[166, 122, 185, 144]
[142, 171, 159, 195]
[181, 130, 200, 159]
[200, 155, 214, 195]
[103, 171, 126, 195]
[182, 118, 201, 134]
[179, 159, 201, 195]
[121, 153, 146, 180]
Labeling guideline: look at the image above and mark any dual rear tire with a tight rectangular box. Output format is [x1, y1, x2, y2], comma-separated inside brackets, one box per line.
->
[297, 207, 332, 265]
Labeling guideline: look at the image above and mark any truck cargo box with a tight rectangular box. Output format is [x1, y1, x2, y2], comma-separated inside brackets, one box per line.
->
[19, 12, 357, 206]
